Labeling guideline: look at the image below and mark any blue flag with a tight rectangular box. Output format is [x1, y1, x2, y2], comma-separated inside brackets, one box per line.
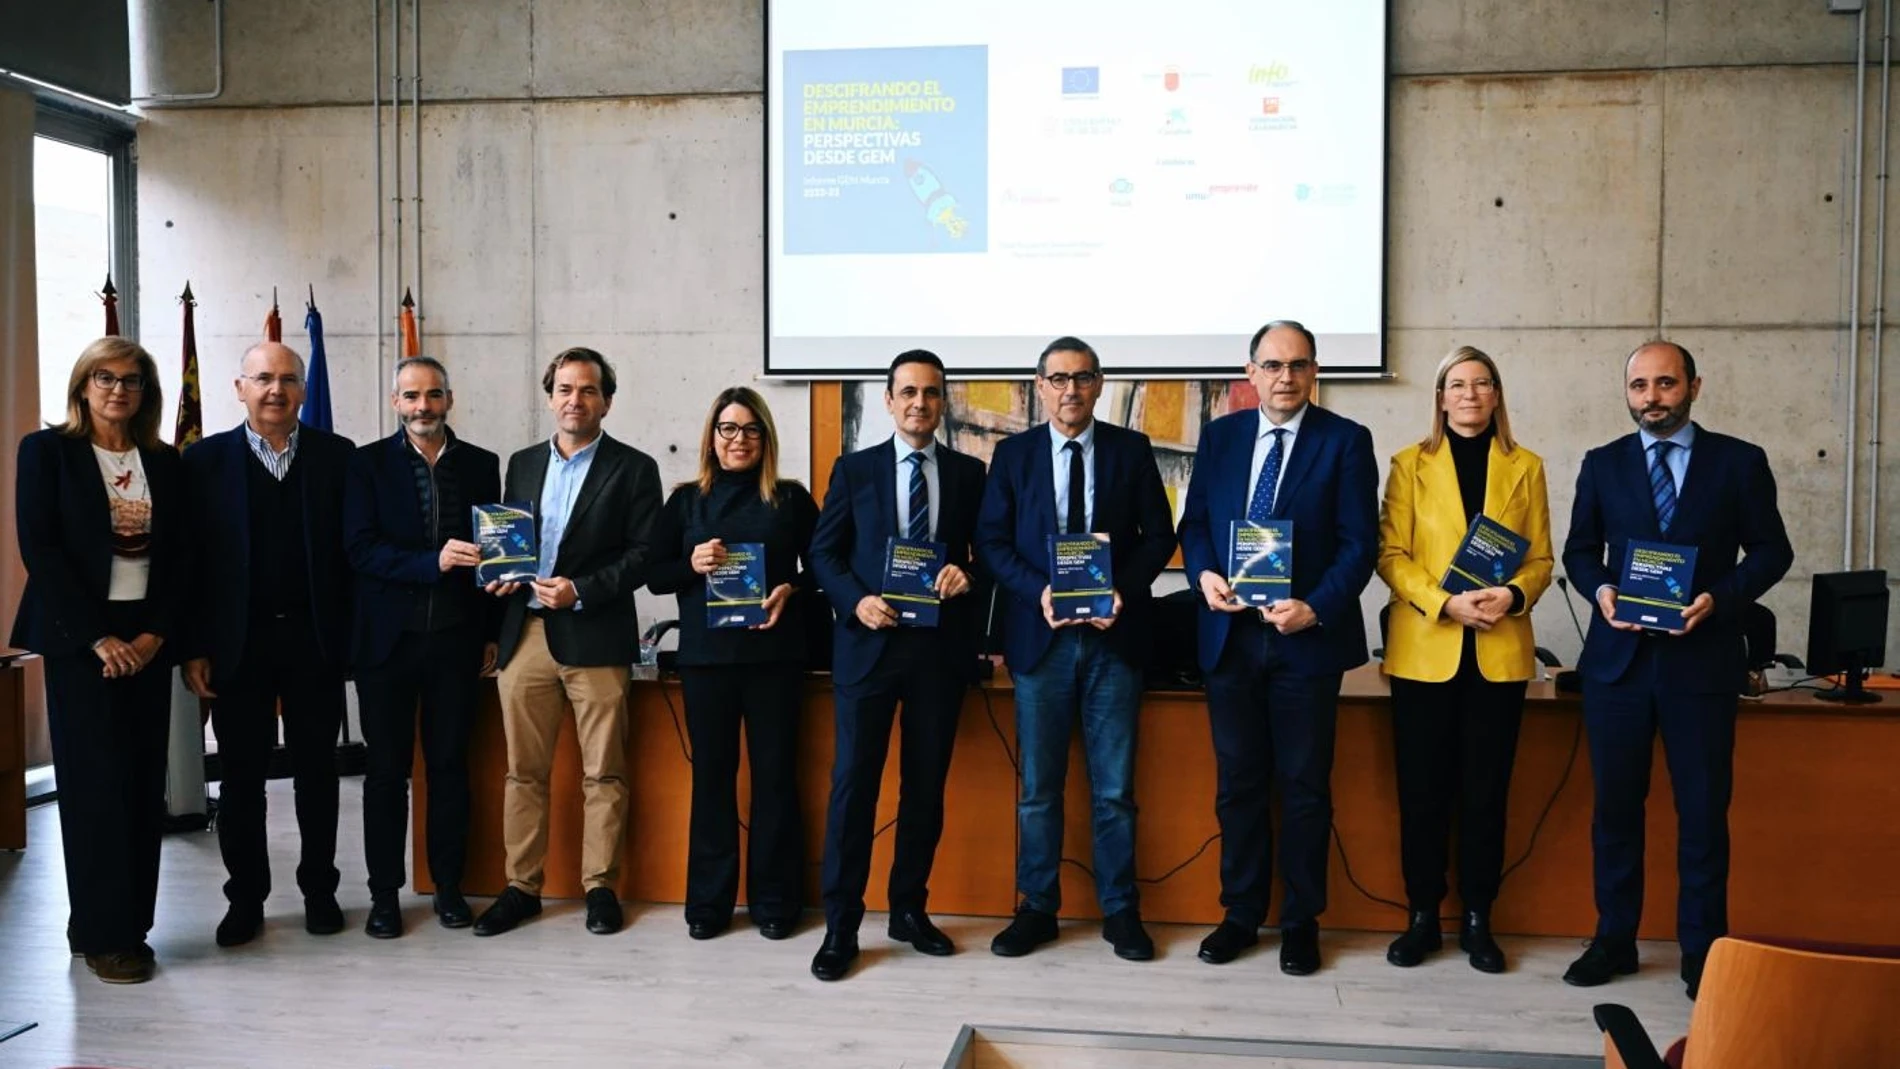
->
[300, 299, 333, 432]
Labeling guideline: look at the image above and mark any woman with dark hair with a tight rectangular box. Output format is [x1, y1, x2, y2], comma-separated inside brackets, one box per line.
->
[646, 386, 818, 940]
[1376, 345, 1554, 973]
[11, 336, 187, 983]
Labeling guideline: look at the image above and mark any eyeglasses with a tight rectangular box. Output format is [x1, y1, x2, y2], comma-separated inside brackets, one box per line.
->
[91, 370, 146, 393]
[1041, 371, 1101, 389]
[1251, 359, 1314, 376]
[244, 372, 303, 389]
[1442, 378, 1498, 395]
[714, 422, 766, 441]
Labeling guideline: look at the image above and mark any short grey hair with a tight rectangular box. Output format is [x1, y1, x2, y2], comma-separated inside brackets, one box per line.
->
[392, 356, 451, 392]
[240, 341, 307, 380]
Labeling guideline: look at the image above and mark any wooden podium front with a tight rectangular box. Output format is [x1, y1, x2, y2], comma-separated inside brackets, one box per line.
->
[0, 656, 30, 850]
[417, 667, 1900, 943]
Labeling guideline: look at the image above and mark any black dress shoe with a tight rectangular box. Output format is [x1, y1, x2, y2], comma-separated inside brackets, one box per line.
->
[433, 888, 473, 929]
[584, 888, 623, 935]
[304, 894, 345, 936]
[1562, 938, 1639, 986]
[472, 887, 543, 937]
[1682, 950, 1707, 1000]
[1459, 910, 1505, 973]
[810, 930, 860, 981]
[687, 915, 731, 940]
[1102, 908, 1155, 961]
[989, 908, 1059, 957]
[1197, 919, 1259, 965]
[1386, 910, 1443, 967]
[888, 909, 954, 956]
[216, 903, 264, 948]
[365, 896, 403, 939]
[757, 916, 798, 941]
[84, 950, 153, 984]
[1280, 922, 1322, 976]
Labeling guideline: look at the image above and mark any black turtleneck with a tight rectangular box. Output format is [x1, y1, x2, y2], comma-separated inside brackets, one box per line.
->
[646, 468, 819, 666]
[1445, 420, 1494, 525]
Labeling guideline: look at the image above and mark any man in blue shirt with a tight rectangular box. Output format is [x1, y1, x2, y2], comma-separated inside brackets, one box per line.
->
[472, 348, 662, 939]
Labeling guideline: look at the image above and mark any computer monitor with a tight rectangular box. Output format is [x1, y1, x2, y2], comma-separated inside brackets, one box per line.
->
[1806, 569, 1890, 704]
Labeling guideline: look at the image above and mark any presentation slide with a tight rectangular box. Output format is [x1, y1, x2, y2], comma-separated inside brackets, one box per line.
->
[765, 0, 1387, 377]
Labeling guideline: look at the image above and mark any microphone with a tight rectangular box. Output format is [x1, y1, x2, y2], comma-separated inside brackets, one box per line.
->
[1554, 576, 1588, 692]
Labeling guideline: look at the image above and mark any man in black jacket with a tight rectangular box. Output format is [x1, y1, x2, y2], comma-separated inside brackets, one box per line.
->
[472, 347, 663, 938]
[182, 341, 356, 947]
[343, 356, 501, 938]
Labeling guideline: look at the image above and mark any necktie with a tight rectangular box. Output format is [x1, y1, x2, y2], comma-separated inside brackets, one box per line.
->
[906, 451, 930, 540]
[1064, 440, 1087, 535]
[1649, 440, 1678, 535]
[1247, 428, 1288, 522]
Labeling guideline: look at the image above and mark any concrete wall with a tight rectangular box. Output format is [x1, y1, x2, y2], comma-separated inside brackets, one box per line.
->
[127, 0, 1900, 665]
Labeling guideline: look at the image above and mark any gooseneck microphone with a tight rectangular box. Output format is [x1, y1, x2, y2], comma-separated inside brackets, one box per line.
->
[1554, 576, 1589, 692]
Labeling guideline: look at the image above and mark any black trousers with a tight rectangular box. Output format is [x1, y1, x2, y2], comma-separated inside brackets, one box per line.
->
[43, 600, 170, 955]
[210, 615, 345, 906]
[679, 663, 805, 926]
[355, 623, 482, 898]
[820, 630, 964, 933]
[1387, 641, 1527, 914]
[1203, 616, 1342, 930]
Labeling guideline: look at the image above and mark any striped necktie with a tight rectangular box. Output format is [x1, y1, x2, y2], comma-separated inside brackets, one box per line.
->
[1649, 440, 1678, 535]
[906, 451, 930, 541]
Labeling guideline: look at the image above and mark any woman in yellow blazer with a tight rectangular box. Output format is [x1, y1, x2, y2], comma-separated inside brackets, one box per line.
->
[1376, 345, 1553, 974]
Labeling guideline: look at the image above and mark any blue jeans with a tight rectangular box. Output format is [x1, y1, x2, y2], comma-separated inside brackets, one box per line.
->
[1012, 627, 1141, 916]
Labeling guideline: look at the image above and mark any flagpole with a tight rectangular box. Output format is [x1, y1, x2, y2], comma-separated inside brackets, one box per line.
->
[372, 0, 386, 436]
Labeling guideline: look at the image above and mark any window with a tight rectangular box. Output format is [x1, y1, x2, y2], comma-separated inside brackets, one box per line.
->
[33, 107, 135, 428]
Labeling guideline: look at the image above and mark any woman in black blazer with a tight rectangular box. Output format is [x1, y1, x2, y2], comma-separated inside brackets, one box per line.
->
[646, 386, 818, 941]
[11, 336, 186, 984]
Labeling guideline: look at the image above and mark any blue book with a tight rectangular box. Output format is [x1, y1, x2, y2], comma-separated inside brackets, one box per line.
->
[471, 502, 538, 585]
[1441, 514, 1531, 595]
[1048, 533, 1115, 621]
[706, 542, 768, 628]
[1228, 520, 1293, 607]
[1613, 540, 1699, 631]
[882, 537, 946, 627]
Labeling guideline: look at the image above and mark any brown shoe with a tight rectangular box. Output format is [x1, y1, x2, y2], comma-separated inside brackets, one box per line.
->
[85, 950, 153, 984]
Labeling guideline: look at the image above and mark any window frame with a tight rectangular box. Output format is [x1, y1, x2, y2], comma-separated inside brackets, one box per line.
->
[33, 99, 137, 338]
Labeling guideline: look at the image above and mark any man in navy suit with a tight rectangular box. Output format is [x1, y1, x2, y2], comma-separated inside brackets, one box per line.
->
[181, 341, 356, 947]
[977, 337, 1176, 962]
[1176, 320, 1380, 975]
[342, 356, 501, 939]
[809, 350, 986, 981]
[1560, 341, 1792, 999]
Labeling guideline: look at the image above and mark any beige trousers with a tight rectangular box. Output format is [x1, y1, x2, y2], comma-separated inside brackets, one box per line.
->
[495, 618, 631, 894]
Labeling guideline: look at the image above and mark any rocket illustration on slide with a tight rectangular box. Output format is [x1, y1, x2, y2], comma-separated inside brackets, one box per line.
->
[904, 159, 969, 239]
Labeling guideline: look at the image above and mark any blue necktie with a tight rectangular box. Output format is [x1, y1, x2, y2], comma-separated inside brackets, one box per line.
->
[906, 451, 929, 541]
[1649, 440, 1678, 535]
[1247, 428, 1287, 522]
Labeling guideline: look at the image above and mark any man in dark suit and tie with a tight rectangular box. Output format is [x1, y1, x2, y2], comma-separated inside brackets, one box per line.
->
[342, 356, 501, 938]
[181, 341, 357, 947]
[976, 336, 1177, 962]
[1176, 320, 1380, 974]
[470, 347, 663, 938]
[1560, 341, 1792, 999]
[808, 349, 987, 981]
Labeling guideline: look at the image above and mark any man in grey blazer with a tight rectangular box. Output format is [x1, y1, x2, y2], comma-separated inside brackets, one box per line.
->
[471, 347, 662, 938]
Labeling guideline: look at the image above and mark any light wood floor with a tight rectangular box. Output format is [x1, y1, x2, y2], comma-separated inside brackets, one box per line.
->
[0, 782, 1691, 1068]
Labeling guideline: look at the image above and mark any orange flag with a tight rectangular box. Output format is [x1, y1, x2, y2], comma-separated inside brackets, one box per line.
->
[100, 274, 119, 336]
[264, 286, 282, 341]
[399, 287, 420, 357]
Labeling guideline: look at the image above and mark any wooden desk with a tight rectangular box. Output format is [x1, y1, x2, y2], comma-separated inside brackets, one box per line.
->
[0, 655, 29, 850]
[421, 667, 1900, 942]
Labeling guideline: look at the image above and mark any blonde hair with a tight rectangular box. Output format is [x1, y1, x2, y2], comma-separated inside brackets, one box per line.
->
[55, 336, 167, 450]
[692, 386, 782, 504]
[1422, 345, 1517, 455]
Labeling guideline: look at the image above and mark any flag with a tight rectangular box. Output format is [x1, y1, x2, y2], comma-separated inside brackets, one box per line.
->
[264, 286, 282, 342]
[399, 287, 420, 357]
[175, 283, 203, 448]
[100, 273, 119, 336]
[300, 285, 333, 433]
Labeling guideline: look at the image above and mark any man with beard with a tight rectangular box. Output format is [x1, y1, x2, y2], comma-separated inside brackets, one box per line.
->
[342, 356, 501, 938]
[1560, 341, 1792, 999]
